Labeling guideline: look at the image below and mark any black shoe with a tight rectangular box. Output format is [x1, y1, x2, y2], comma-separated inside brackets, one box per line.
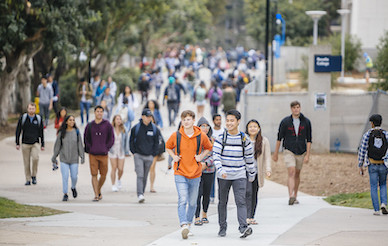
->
[381, 205, 388, 215]
[218, 228, 226, 237]
[240, 227, 253, 238]
[288, 197, 296, 205]
[25, 181, 31, 186]
[31, 176, 37, 185]
[71, 188, 78, 198]
[62, 194, 68, 201]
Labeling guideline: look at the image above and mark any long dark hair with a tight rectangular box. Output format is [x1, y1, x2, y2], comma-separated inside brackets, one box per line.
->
[59, 115, 78, 140]
[245, 119, 262, 159]
[144, 99, 159, 110]
[55, 107, 67, 124]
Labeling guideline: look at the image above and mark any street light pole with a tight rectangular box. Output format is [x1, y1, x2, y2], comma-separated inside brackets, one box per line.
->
[265, 0, 270, 92]
[305, 11, 327, 45]
[337, 9, 350, 83]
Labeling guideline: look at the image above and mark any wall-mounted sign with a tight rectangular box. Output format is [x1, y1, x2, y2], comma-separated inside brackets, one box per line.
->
[314, 55, 342, 72]
[314, 92, 327, 110]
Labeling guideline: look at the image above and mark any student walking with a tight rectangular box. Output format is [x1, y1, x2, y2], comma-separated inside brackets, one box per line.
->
[358, 114, 388, 215]
[15, 103, 44, 185]
[51, 115, 85, 201]
[117, 85, 139, 111]
[84, 106, 115, 202]
[109, 115, 129, 192]
[245, 119, 271, 225]
[54, 107, 68, 132]
[144, 100, 163, 129]
[208, 81, 223, 115]
[194, 81, 207, 119]
[36, 76, 54, 128]
[77, 78, 93, 126]
[194, 117, 215, 226]
[166, 110, 212, 239]
[129, 109, 160, 203]
[272, 101, 312, 205]
[163, 77, 185, 127]
[213, 109, 256, 238]
[221, 83, 236, 115]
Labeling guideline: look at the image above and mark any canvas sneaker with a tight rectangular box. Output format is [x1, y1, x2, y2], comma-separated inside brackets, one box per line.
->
[112, 185, 118, 192]
[240, 227, 253, 238]
[117, 180, 122, 190]
[181, 225, 189, 239]
[138, 194, 145, 203]
[373, 211, 380, 216]
[381, 204, 388, 215]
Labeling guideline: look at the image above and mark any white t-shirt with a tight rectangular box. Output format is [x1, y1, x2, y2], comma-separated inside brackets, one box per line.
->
[212, 128, 224, 139]
[293, 117, 300, 136]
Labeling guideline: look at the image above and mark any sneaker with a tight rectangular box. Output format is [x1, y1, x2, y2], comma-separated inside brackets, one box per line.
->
[71, 188, 77, 198]
[62, 194, 68, 201]
[240, 227, 253, 238]
[373, 211, 380, 216]
[138, 194, 145, 203]
[31, 176, 37, 185]
[112, 185, 118, 192]
[381, 204, 388, 215]
[181, 225, 189, 239]
[25, 181, 31, 186]
[288, 197, 296, 205]
[218, 227, 226, 237]
[117, 180, 122, 190]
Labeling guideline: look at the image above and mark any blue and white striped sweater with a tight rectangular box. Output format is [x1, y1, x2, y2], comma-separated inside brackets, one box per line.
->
[213, 132, 256, 180]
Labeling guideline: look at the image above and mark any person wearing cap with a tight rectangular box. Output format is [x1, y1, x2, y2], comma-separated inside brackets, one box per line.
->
[36, 76, 54, 128]
[163, 76, 186, 127]
[129, 109, 160, 203]
[358, 114, 388, 215]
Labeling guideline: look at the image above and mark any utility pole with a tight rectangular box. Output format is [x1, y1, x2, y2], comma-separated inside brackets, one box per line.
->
[265, 0, 270, 92]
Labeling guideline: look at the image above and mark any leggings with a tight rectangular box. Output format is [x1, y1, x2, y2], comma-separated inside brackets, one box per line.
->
[195, 172, 215, 218]
[246, 174, 259, 219]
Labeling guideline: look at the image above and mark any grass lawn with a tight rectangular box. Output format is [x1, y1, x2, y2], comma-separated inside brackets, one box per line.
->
[324, 192, 373, 210]
[0, 197, 67, 219]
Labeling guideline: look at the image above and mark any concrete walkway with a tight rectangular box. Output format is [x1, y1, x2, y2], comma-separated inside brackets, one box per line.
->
[1, 68, 387, 246]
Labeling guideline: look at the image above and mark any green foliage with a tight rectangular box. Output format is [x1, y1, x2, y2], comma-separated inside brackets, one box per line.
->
[244, 0, 340, 46]
[300, 54, 308, 89]
[328, 33, 362, 72]
[374, 31, 388, 91]
[59, 70, 78, 110]
[324, 192, 373, 209]
[0, 197, 66, 218]
[112, 68, 141, 95]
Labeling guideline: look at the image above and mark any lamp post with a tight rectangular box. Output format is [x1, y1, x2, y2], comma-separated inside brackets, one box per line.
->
[305, 10, 327, 45]
[337, 9, 351, 83]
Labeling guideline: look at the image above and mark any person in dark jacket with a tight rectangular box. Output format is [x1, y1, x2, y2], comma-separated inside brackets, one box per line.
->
[84, 106, 115, 202]
[130, 109, 159, 203]
[15, 103, 44, 186]
[272, 101, 312, 205]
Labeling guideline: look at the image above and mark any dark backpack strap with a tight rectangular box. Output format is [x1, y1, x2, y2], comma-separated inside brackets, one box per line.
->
[240, 132, 246, 157]
[221, 130, 227, 155]
[133, 123, 141, 144]
[176, 131, 181, 170]
[196, 134, 202, 155]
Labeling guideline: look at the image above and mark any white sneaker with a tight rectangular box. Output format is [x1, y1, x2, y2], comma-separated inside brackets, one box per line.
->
[117, 180, 122, 190]
[112, 185, 118, 192]
[181, 225, 189, 239]
[138, 194, 145, 203]
[373, 211, 380, 216]
[188, 225, 193, 236]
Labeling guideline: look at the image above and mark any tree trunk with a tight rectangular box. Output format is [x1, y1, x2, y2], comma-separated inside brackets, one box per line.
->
[32, 49, 54, 92]
[17, 60, 32, 112]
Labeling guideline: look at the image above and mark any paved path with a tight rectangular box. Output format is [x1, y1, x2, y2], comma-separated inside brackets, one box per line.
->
[1, 68, 388, 245]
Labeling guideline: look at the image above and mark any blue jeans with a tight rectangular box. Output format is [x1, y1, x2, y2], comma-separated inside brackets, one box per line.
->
[60, 162, 79, 194]
[80, 101, 91, 124]
[175, 175, 200, 226]
[368, 164, 388, 211]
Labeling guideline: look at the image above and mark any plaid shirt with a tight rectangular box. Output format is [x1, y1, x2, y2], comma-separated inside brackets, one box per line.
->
[358, 127, 388, 167]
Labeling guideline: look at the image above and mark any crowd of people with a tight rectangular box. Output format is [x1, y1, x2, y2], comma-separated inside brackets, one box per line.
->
[13, 44, 388, 240]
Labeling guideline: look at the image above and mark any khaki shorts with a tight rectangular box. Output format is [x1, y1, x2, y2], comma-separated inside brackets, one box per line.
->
[283, 149, 306, 170]
[89, 154, 108, 176]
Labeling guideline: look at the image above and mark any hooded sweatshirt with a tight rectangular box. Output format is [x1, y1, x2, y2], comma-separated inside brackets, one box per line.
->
[197, 117, 215, 174]
[166, 125, 213, 179]
[84, 119, 115, 155]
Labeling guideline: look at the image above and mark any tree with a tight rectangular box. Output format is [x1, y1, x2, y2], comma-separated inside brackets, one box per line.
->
[374, 31, 388, 91]
[328, 33, 362, 72]
[0, 1, 86, 125]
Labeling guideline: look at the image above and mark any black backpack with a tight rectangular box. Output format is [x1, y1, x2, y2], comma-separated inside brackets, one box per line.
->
[367, 129, 388, 160]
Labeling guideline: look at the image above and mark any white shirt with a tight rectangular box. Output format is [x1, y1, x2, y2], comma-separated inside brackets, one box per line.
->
[212, 128, 224, 139]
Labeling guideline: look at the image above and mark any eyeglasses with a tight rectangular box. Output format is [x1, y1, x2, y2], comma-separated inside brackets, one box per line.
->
[200, 125, 210, 129]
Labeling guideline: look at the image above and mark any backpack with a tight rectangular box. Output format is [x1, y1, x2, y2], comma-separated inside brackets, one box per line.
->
[220, 131, 246, 157]
[167, 85, 178, 101]
[367, 129, 388, 160]
[21, 113, 42, 128]
[195, 88, 206, 102]
[133, 122, 164, 154]
[176, 131, 201, 171]
[210, 88, 220, 103]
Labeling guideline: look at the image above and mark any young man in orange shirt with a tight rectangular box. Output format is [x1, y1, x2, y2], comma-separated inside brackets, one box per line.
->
[166, 110, 213, 239]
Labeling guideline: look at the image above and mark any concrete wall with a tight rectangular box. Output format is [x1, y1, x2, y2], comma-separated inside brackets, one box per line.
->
[242, 91, 388, 153]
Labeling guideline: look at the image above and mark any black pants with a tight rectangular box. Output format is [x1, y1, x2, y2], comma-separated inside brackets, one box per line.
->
[246, 174, 259, 219]
[195, 172, 215, 218]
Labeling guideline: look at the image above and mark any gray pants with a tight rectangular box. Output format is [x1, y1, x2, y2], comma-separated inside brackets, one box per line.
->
[39, 103, 50, 127]
[218, 178, 248, 233]
[134, 153, 154, 196]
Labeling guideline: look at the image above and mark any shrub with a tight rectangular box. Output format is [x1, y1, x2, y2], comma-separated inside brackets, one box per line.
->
[373, 31, 388, 91]
[59, 70, 78, 110]
[112, 67, 140, 96]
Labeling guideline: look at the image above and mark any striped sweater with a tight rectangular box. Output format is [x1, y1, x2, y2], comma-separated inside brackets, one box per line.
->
[213, 131, 256, 180]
